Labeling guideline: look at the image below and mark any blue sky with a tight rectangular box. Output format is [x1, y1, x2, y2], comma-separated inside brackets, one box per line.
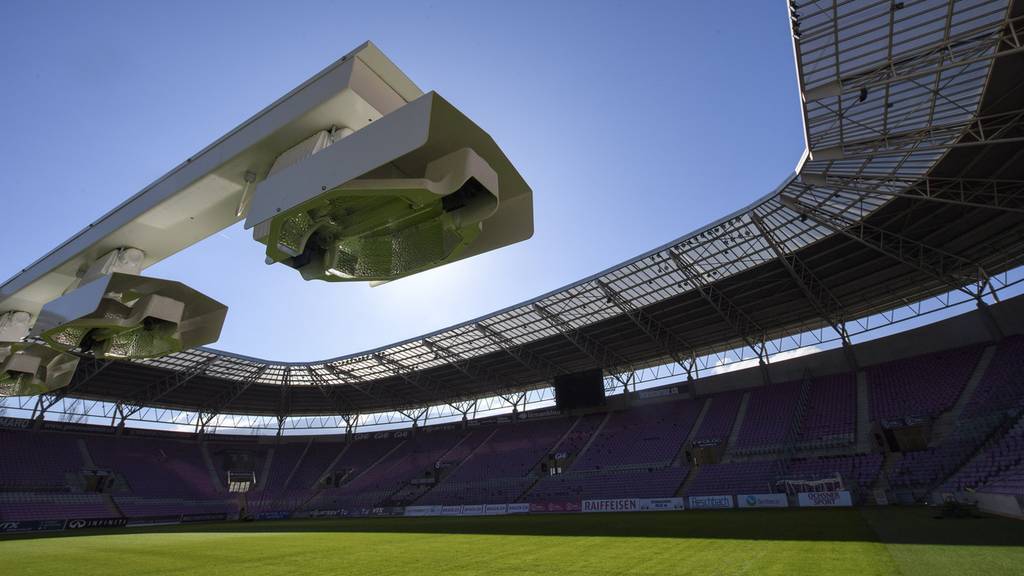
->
[0, 1, 803, 362]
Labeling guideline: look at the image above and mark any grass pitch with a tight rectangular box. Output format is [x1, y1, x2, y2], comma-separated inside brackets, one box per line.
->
[3, 507, 1023, 575]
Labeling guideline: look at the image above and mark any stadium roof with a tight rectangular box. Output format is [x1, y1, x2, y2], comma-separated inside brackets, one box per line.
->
[27, 0, 1024, 426]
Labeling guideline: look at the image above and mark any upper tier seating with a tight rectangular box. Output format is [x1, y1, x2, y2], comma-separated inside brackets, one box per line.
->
[868, 345, 982, 421]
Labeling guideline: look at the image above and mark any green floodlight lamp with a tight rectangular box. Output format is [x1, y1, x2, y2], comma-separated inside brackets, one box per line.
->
[245, 92, 533, 283]
[33, 272, 227, 360]
[0, 343, 79, 397]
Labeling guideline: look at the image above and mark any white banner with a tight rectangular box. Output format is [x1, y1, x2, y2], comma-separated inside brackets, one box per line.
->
[461, 504, 484, 516]
[638, 497, 685, 511]
[507, 503, 530, 514]
[797, 491, 852, 507]
[688, 495, 734, 509]
[441, 505, 463, 516]
[404, 505, 442, 517]
[737, 494, 788, 508]
[582, 498, 640, 513]
[484, 504, 508, 515]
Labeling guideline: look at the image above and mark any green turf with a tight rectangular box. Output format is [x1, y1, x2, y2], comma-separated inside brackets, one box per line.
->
[3, 507, 1022, 575]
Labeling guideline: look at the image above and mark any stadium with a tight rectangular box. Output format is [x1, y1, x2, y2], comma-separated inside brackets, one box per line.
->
[3, 1, 1024, 574]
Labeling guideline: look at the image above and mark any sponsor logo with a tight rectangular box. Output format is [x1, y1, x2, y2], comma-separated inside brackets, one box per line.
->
[180, 513, 228, 523]
[507, 503, 530, 514]
[638, 498, 685, 511]
[306, 509, 340, 518]
[37, 520, 67, 531]
[484, 504, 508, 515]
[688, 495, 734, 509]
[638, 387, 679, 400]
[404, 506, 442, 517]
[797, 491, 852, 507]
[0, 417, 32, 430]
[738, 494, 788, 508]
[441, 506, 463, 516]
[582, 498, 639, 513]
[126, 516, 181, 527]
[2, 520, 67, 533]
[66, 518, 127, 529]
[255, 511, 291, 520]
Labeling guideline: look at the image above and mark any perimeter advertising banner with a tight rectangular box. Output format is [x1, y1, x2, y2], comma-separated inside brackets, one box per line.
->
[126, 515, 183, 527]
[797, 491, 853, 507]
[484, 504, 508, 515]
[461, 504, 485, 516]
[441, 505, 463, 516]
[404, 506, 442, 517]
[638, 498, 685, 511]
[688, 495, 735, 509]
[582, 498, 640, 513]
[0, 520, 66, 533]
[180, 513, 228, 523]
[66, 517, 128, 529]
[255, 511, 291, 521]
[737, 494, 789, 508]
[528, 501, 580, 513]
[507, 503, 530, 514]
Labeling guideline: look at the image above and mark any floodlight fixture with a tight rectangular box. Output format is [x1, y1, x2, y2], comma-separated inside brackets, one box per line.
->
[0, 41, 532, 360]
[0, 343, 79, 397]
[34, 272, 227, 360]
[245, 92, 532, 282]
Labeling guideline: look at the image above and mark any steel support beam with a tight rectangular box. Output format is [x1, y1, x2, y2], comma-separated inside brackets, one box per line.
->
[31, 355, 112, 421]
[372, 352, 447, 406]
[195, 364, 269, 433]
[120, 356, 218, 423]
[594, 279, 700, 380]
[531, 303, 634, 391]
[798, 175, 1024, 214]
[810, 107, 1024, 161]
[802, 15, 1024, 101]
[421, 338, 526, 407]
[779, 194, 993, 301]
[323, 363, 403, 408]
[305, 366, 356, 426]
[751, 213, 858, 370]
[668, 251, 771, 384]
[474, 321, 564, 382]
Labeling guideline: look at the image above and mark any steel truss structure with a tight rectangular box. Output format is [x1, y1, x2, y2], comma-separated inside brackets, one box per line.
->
[5, 0, 1023, 434]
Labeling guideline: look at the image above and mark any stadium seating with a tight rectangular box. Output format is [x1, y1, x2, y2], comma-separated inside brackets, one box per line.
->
[0, 428, 85, 490]
[0, 492, 116, 521]
[690, 391, 743, 444]
[528, 466, 689, 501]
[86, 435, 218, 498]
[3, 340, 1023, 521]
[684, 461, 778, 497]
[961, 336, 1024, 419]
[868, 345, 982, 421]
[733, 381, 800, 453]
[572, 400, 701, 470]
[785, 454, 883, 493]
[799, 374, 857, 447]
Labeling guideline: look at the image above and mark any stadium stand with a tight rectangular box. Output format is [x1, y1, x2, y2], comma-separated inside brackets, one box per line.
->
[798, 374, 857, 448]
[868, 346, 984, 421]
[2, 331, 1024, 522]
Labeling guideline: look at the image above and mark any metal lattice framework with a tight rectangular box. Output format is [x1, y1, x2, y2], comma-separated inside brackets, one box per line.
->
[4, 0, 1023, 434]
